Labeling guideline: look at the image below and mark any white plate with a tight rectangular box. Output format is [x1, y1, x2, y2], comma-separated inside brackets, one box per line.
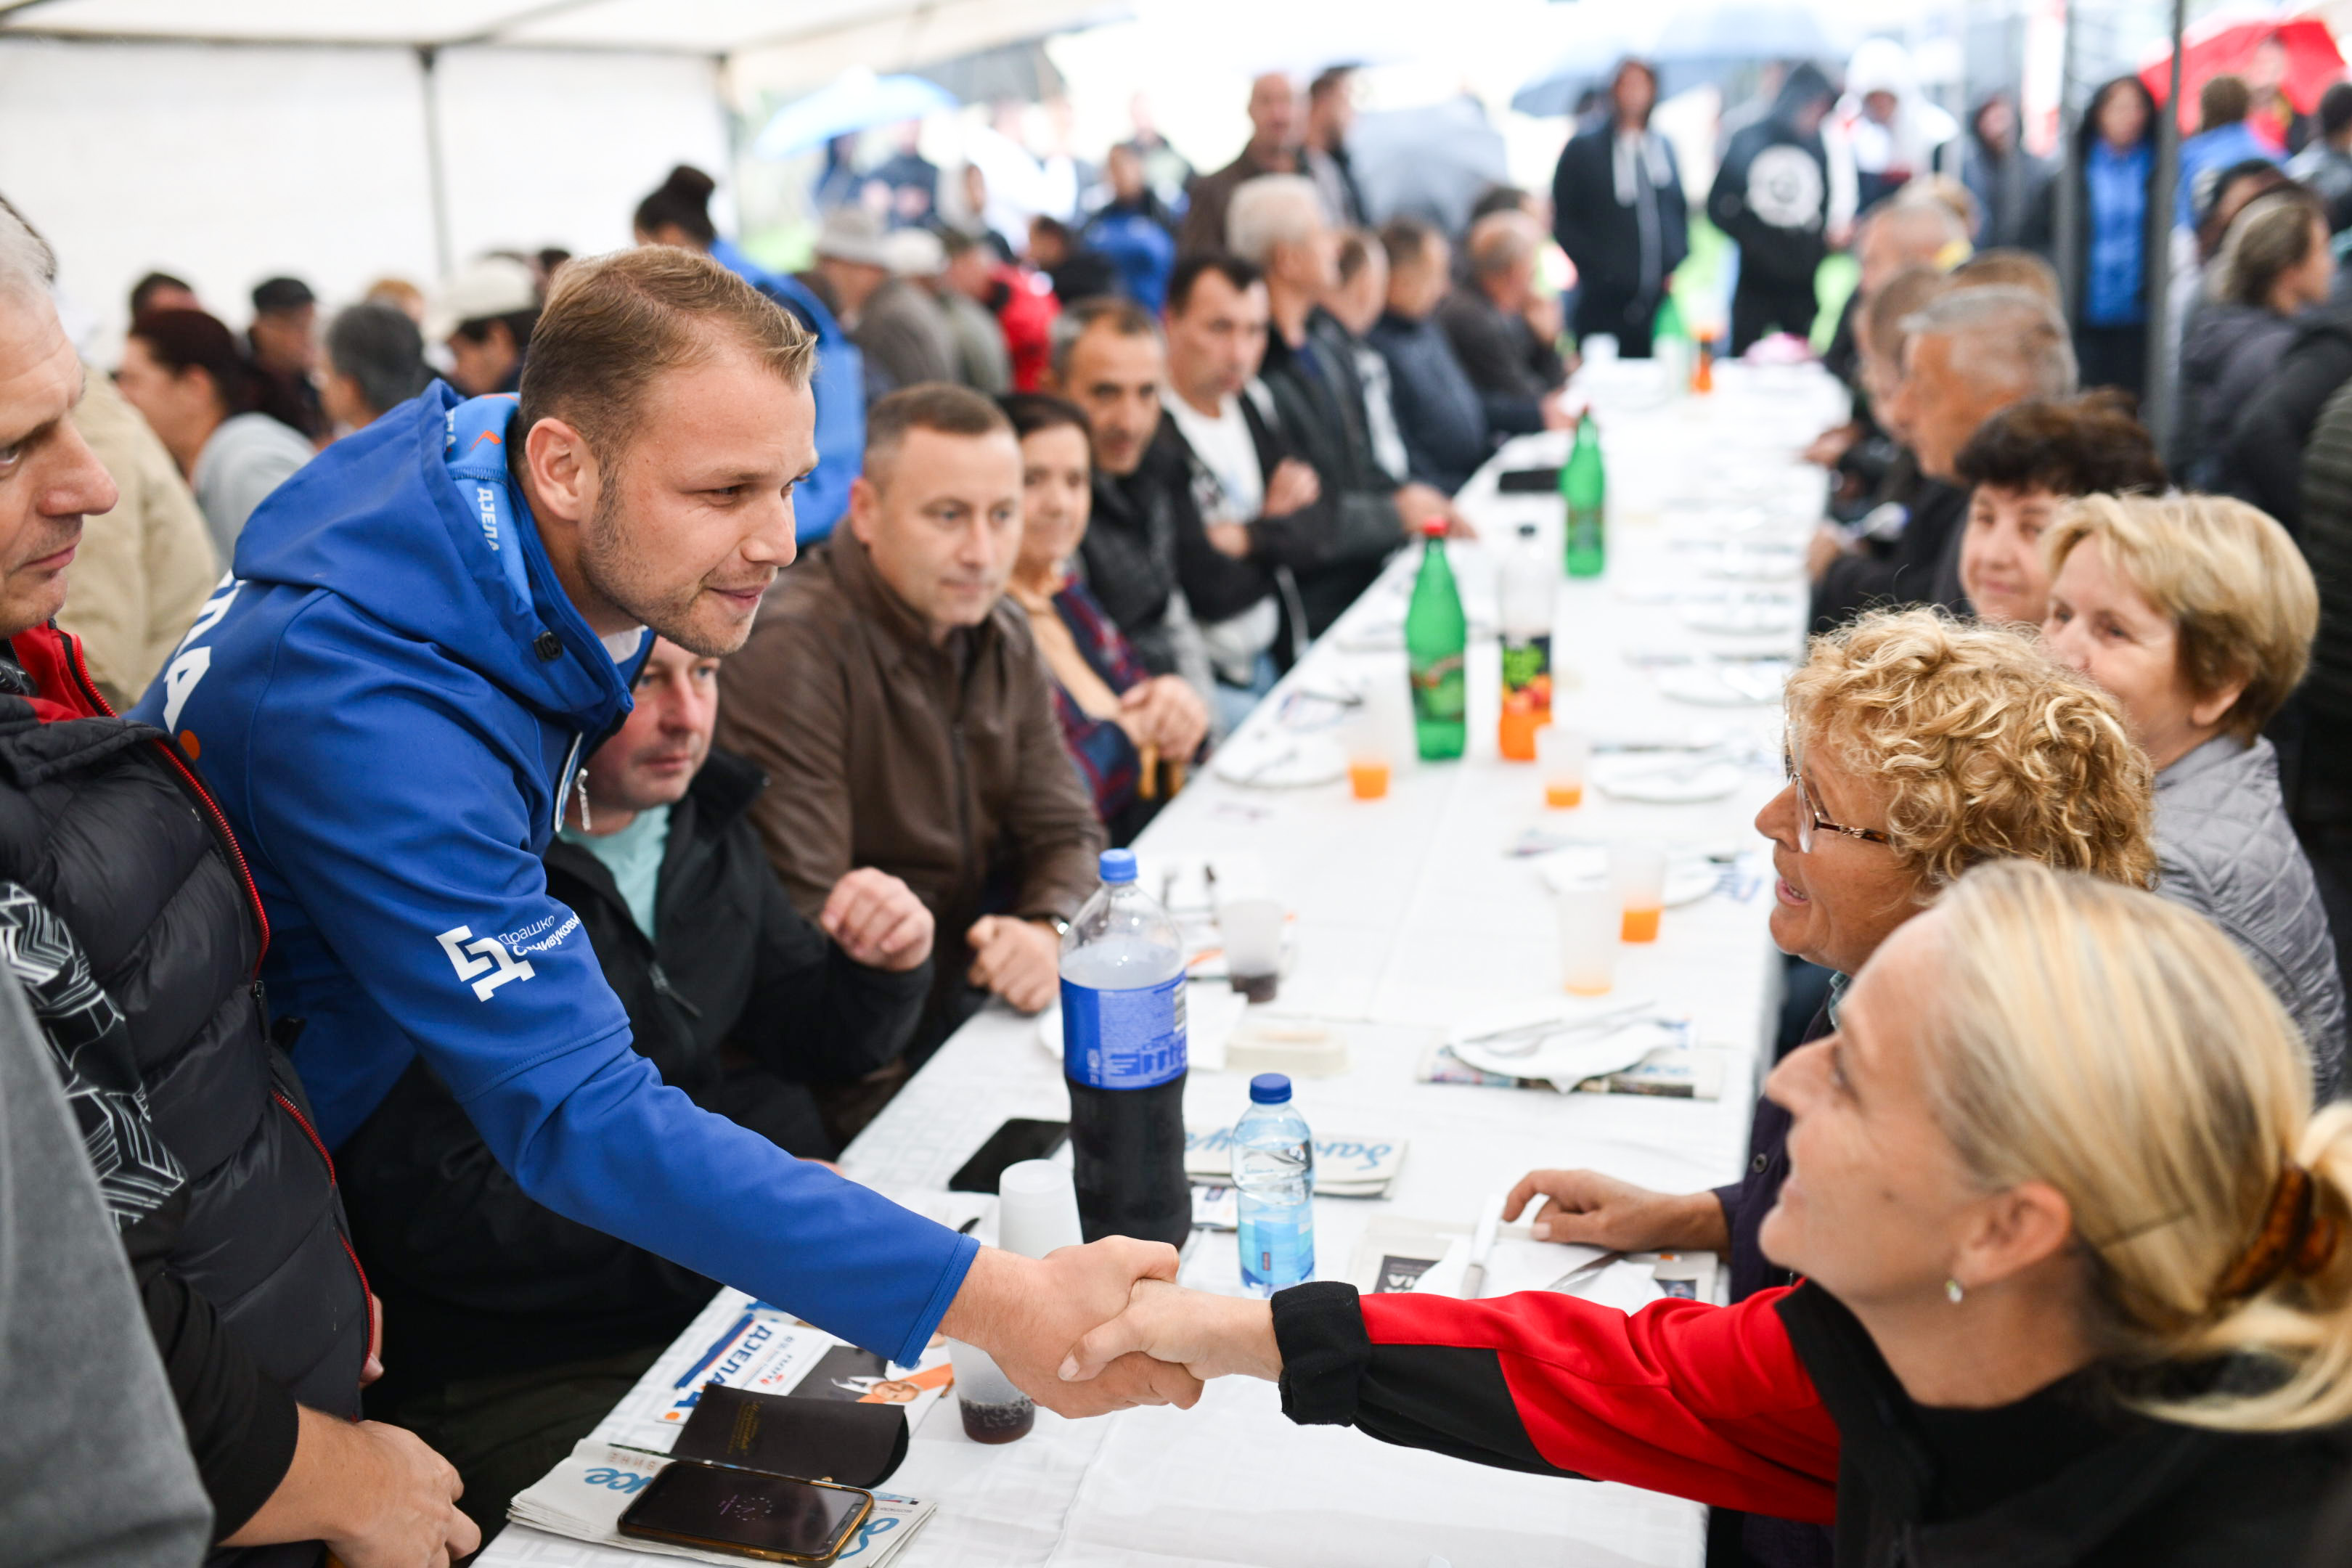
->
[1592, 758, 1747, 804]
[1452, 1018, 1680, 1087]
[1678, 601, 1800, 636]
[1531, 849, 1720, 906]
[1654, 663, 1789, 707]
[1209, 732, 1348, 788]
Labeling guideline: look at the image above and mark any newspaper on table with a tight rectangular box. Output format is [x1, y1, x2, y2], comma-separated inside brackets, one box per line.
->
[508, 1440, 934, 1567]
[507, 1287, 947, 1561]
[1183, 1123, 1406, 1196]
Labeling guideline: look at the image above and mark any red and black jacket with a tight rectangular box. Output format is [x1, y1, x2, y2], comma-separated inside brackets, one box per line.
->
[1273, 1281, 2352, 1566]
[4, 624, 368, 1561]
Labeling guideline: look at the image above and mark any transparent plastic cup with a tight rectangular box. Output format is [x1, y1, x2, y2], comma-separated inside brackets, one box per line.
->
[1217, 897, 1284, 1003]
[997, 1160, 1083, 1259]
[1613, 844, 1668, 944]
[1556, 883, 1617, 996]
[1540, 726, 1590, 809]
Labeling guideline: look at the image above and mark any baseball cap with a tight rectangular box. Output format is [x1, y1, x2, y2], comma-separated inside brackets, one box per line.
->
[814, 208, 892, 269]
[425, 256, 540, 343]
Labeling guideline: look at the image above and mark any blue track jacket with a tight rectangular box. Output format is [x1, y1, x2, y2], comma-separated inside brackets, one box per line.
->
[709, 239, 861, 544]
[132, 388, 976, 1365]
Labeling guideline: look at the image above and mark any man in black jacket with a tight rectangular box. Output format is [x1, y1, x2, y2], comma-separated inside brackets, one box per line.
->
[1551, 58, 1689, 356]
[343, 634, 933, 1538]
[1435, 210, 1572, 433]
[1371, 219, 1496, 494]
[0, 197, 472, 1565]
[2222, 302, 2352, 533]
[1708, 63, 1838, 353]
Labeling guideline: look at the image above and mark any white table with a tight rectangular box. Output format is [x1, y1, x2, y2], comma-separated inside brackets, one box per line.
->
[482, 362, 1849, 1568]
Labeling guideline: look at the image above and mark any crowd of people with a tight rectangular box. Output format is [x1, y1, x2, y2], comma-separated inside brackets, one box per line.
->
[3, 38, 2352, 1568]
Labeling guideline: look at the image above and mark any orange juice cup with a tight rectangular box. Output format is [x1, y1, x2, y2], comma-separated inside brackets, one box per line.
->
[1613, 844, 1668, 944]
[1348, 756, 1392, 800]
[1538, 726, 1589, 809]
[1556, 883, 1617, 995]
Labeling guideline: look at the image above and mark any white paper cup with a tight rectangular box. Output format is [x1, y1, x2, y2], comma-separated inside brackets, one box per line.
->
[1217, 896, 1284, 994]
[1556, 883, 1617, 996]
[998, 1159, 1084, 1259]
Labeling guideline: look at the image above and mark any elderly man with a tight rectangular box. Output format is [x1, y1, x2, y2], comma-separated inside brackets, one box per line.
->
[344, 633, 936, 1535]
[716, 385, 1108, 1087]
[1178, 73, 1303, 258]
[1437, 210, 1572, 436]
[1870, 286, 2075, 613]
[1808, 197, 1970, 489]
[807, 208, 957, 402]
[1369, 217, 1493, 493]
[144, 248, 1200, 1462]
[1228, 174, 1456, 631]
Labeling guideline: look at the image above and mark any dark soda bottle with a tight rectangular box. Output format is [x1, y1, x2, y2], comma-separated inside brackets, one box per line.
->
[1061, 849, 1191, 1247]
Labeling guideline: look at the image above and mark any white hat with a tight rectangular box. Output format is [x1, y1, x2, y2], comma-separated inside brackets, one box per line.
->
[883, 226, 946, 278]
[814, 208, 893, 269]
[426, 256, 539, 343]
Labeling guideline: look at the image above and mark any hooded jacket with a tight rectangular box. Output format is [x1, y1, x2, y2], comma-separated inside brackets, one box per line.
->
[132, 386, 976, 1370]
[709, 239, 862, 544]
[1708, 66, 1836, 290]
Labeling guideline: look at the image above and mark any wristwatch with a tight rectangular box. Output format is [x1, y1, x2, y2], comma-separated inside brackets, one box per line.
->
[1034, 915, 1071, 939]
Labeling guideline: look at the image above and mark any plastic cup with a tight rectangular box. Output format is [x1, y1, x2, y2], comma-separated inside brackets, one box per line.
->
[1348, 757, 1391, 799]
[1217, 896, 1284, 1003]
[1614, 844, 1668, 944]
[947, 1339, 1034, 1444]
[1556, 883, 1617, 996]
[1539, 726, 1590, 809]
[998, 1159, 1085, 1260]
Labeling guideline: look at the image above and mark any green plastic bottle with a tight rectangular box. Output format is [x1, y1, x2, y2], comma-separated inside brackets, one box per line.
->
[1405, 519, 1467, 761]
[1562, 412, 1606, 579]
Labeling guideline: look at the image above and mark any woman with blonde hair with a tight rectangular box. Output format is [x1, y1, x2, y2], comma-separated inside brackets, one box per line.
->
[1066, 860, 2352, 1564]
[2043, 491, 2345, 1092]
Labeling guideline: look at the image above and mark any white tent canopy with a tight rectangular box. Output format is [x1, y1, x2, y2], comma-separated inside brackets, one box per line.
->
[0, 0, 1108, 349]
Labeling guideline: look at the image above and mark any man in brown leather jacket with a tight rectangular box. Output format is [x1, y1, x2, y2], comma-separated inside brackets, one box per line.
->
[718, 384, 1104, 1108]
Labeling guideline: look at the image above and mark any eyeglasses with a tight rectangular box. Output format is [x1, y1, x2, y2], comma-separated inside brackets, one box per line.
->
[1783, 734, 1894, 854]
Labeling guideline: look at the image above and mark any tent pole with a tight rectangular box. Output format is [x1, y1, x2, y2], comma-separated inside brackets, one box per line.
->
[2144, 0, 2186, 446]
[2053, 0, 2082, 325]
[418, 44, 454, 279]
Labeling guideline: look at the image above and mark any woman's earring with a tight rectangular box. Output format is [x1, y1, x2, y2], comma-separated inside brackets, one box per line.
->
[1945, 1278, 1965, 1305]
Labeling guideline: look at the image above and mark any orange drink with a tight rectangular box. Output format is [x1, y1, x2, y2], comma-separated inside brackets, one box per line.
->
[1498, 709, 1543, 762]
[1348, 758, 1392, 800]
[1538, 725, 1589, 809]
[1620, 906, 1662, 943]
[1612, 844, 1668, 944]
[1544, 779, 1585, 809]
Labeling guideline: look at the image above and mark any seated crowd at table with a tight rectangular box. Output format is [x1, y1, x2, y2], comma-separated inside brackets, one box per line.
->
[3, 52, 2352, 1568]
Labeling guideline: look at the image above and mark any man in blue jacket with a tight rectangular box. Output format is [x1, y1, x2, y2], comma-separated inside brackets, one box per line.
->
[136, 245, 1196, 1422]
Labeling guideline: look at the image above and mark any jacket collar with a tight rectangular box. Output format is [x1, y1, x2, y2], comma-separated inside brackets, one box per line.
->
[822, 526, 984, 675]
[2156, 732, 2256, 793]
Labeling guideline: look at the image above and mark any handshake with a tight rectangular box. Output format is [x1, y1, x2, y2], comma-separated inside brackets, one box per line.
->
[939, 1240, 1285, 1416]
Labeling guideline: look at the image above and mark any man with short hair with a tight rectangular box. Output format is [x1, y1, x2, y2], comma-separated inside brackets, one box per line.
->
[248, 275, 324, 439]
[1228, 176, 1458, 629]
[2287, 81, 2352, 233]
[343, 633, 936, 1535]
[716, 385, 1107, 1085]
[321, 301, 433, 435]
[142, 250, 1199, 1448]
[1177, 73, 1303, 258]
[816, 210, 957, 401]
[2179, 74, 2277, 229]
[1303, 66, 1367, 226]
[1550, 58, 1689, 357]
[428, 255, 541, 396]
[1369, 219, 1494, 493]
[1437, 211, 1572, 435]
[129, 269, 199, 317]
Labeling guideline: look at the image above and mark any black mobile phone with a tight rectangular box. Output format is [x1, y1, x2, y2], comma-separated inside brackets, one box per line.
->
[947, 1116, 1069, 1193]
[618, 1461, 872, 1563]
[1497, 465, 1563, 493]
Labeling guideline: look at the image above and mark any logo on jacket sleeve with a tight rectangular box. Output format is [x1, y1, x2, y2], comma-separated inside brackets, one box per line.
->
[436, 926, 536, 1000]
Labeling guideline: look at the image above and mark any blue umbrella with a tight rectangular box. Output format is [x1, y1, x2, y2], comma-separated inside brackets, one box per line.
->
[1351, 98, 1512, 234]
[1512, 32, 1641, 118]
[753, 70, 958, 160]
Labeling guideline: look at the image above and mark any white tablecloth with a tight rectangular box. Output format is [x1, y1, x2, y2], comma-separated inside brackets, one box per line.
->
[481, 361, 1850, 1568]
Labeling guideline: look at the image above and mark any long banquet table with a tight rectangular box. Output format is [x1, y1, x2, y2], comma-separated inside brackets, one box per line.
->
[480, 359, 1851, 1568]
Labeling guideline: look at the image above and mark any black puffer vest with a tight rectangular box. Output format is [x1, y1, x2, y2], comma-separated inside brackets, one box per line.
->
[2, 626, 366, 1558]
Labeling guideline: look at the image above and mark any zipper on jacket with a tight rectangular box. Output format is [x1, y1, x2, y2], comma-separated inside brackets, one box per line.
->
[271, 1088, 373, 1353]
[649, 961, 703, 1020]
[552, 734, 587, 834]
[57, 626, 272, 971]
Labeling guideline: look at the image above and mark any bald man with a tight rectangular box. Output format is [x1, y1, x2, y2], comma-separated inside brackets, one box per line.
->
[1177, 73, 1304, 258]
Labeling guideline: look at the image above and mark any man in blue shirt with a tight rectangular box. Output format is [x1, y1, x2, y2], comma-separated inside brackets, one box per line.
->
[137, 245, 1196, 1426]
[2178, 74, 2279, 229]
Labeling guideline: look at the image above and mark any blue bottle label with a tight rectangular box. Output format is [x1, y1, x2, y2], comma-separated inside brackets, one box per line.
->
[1061, 972, 1187, 1089]
[1238, 1208, 1313, 1292]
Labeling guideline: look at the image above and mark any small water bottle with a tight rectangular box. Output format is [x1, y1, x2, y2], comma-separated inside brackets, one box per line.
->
[1233, 1074, 1315, 1296]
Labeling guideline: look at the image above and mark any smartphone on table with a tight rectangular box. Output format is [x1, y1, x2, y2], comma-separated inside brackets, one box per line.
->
[617, 1460, 873, 1563]
[947, 1116, 1069, 1193]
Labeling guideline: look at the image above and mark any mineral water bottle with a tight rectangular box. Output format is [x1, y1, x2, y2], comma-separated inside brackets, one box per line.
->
[1061, 849, 1191, 1248]
[1405, 519, 1466, 760]
[1562, 412, 1606, 579]
[1233, 1074, 1315, 1296]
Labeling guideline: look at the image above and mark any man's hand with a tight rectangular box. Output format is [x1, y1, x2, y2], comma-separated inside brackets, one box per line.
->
[942, 1243, 1203, 1416]
[822, 867, 934, 972]
[1205, 520, 1253, 559]
[1061, 1278, 1282, 1384]
[226, 1408, 478, 1568]
[1503, 1169, 1731, 1252]
[1116, 676, 1209, 762]
[1805, 523, 1854, 583]
[965, 915, 1060, 1013]
[1263, 457, 1321, 516]
[1395, 481, 1470, 539]
[1802, 422, 1860, 470]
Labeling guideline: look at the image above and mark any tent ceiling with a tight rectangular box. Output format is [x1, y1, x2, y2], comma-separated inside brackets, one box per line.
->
[0, 0, 1117, 61]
